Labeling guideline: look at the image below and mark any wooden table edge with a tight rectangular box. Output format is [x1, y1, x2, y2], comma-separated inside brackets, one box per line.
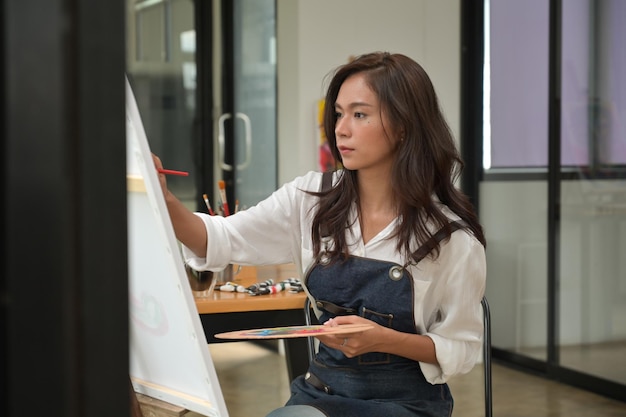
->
[194, 292, 307, 314]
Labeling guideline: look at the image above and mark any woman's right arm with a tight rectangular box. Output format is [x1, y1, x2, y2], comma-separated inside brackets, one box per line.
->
[153, 154, 208, 257]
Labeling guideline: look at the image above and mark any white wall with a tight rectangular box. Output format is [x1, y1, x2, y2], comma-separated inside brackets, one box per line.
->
[276, 0, 460, 185]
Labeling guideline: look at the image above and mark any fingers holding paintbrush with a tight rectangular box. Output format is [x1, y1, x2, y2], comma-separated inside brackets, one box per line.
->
[152, 153, 169, 193]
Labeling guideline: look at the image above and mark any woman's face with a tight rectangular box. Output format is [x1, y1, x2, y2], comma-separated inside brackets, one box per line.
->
[334, 73, 398, 173]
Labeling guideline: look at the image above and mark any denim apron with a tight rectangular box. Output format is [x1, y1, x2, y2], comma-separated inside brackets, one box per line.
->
[285, 255, 454, 417]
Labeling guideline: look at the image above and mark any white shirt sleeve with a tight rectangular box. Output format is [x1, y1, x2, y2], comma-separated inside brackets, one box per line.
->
[418, 231, 487, 384]
[182, 171, 322, 273]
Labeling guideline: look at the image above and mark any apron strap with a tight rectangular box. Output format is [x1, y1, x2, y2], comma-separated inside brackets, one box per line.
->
[319, 171, 334, 237]
[410, 220, 466, 264]
[321, 170, 334, 193]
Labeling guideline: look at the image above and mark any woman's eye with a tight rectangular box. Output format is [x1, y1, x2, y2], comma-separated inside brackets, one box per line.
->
[334, 111, 343, 119]
[354, 112, 365, 119]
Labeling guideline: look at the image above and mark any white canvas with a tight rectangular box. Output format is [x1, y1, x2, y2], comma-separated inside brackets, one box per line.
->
[126, 77, 228, 417]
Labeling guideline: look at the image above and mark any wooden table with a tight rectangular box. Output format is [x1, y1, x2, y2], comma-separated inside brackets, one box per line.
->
[193, 264, 311, 381]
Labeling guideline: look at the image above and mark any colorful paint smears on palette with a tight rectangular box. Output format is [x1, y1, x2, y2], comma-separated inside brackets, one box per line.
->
[241, 325, 327, 337]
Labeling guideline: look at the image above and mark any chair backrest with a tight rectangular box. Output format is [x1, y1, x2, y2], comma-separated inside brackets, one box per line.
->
[481, 296, 493, 417]
[303, 296, 493, 417]
[303, 297, 317, 364]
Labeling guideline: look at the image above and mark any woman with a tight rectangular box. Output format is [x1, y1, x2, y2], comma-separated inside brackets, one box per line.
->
[154, 52, 486, 417]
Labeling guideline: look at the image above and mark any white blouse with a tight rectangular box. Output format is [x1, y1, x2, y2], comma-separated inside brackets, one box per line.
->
[182, 171, 487, 384]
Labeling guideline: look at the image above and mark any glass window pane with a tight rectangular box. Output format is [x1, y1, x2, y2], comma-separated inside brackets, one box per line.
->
[127, 0, 198, 209]
[559, 177, 626, 385]
[561, 0, 591, 166]
[598, 1, 626, 165]
[232, 0, 277, 207]
[489, 0, 549, 168]
[559, 0, 626, 386]
[481, 181, 548, 361]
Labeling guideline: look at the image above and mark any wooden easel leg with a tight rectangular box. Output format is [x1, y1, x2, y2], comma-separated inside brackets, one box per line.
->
[129, 377, 145, 417]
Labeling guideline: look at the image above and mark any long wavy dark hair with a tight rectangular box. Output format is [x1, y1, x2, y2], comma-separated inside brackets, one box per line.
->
[310, 52, 486, 264]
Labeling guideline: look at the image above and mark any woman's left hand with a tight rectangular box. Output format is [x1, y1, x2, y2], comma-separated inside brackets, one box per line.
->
[316, 315, 386, 358]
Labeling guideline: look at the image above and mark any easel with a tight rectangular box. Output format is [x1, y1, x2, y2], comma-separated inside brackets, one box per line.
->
[130, 377, 209, 417]
[130, 377, 144, 417]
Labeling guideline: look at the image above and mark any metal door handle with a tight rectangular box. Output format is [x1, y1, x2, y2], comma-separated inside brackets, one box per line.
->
[218, 112, 252, 171]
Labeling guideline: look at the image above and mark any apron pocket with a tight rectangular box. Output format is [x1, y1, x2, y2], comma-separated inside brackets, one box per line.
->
[315, 299, 357, 316]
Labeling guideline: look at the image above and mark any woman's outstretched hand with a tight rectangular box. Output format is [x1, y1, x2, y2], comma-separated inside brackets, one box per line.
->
[152, 153, 171, 199]
[150, 153, 208, 257]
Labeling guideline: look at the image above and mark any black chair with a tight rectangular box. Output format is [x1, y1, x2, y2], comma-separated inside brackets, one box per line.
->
[303, 296, 493, 417]
[481, 296, 493, 417]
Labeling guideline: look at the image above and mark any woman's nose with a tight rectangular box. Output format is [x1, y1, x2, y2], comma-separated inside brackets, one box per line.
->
[335, 117, 348, 138]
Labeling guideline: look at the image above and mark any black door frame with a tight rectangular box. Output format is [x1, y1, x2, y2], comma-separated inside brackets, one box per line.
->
[194, 0, 237, 212]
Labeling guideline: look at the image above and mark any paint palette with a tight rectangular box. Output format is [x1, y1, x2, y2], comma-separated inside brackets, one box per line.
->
[214, 324, 373, 340]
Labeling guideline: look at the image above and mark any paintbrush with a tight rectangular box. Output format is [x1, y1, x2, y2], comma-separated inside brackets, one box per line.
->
[157, 168, 189, 176]
[202, 193, 215, 215]
[218, 180, 230, 216]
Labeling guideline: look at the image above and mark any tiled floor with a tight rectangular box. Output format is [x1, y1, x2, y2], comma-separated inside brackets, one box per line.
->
[520, 341, 626, 386]
[208, 341, 626, 417]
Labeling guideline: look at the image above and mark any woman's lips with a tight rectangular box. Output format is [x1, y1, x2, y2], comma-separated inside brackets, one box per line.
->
[337, 146, 353, 154]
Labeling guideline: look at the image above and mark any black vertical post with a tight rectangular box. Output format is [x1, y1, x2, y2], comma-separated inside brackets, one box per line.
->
[221, 0, 236, 208]
[460, 1, 485, 211]
[195, 0, 215, 212]
[547, 0, 562, 370]
[0, 0, 6, 412]
[2, 1, 128, 416]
